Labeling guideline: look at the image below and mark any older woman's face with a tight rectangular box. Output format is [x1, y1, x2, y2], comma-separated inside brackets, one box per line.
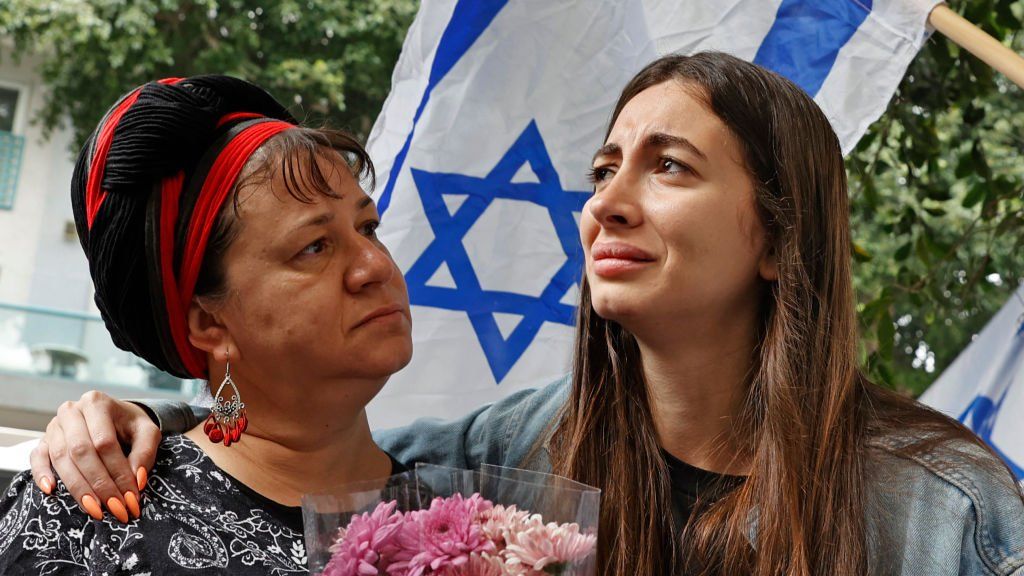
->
[581, 81, 774, 338]
[213, 151, 411, 400]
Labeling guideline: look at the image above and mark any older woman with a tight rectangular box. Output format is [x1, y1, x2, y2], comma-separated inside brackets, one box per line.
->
[0, 76, 412, 574]
[29, 53, 1024, 575]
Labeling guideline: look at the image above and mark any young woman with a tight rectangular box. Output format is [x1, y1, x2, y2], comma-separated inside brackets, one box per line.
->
[1, 75, 413, 574]
[29, 53, 1024, 575]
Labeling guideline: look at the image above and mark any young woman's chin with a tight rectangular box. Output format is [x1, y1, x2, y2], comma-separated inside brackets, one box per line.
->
[589, 292, 651, 326]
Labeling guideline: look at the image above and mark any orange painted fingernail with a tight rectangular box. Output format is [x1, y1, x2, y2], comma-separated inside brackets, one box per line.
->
[39, 477, 53, 495]
[136, 467, 148, 491]
[81, 495, 103, 521]
[124, 491, 140, 519]
[106, 497, 129, 523]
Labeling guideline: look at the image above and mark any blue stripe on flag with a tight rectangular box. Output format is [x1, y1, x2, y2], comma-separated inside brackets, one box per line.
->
[378, 0, 510, 216]
[754, 0, 873, 97]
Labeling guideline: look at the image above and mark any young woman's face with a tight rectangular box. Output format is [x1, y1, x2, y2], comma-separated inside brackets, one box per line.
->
[211, 151, 412, 397]
[582, 81, 774, 336]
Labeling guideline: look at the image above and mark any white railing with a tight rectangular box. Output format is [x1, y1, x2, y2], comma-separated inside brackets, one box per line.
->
[0, 302, 201, 394]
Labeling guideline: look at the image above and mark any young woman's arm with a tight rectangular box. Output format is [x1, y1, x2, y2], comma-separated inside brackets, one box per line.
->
[30, 376, 570, 518]
[374, 376, 569, 471]
[867, 437, 1024, 576]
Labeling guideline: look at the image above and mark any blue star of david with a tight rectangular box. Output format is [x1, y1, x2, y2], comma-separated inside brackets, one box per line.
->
[405, 121, 590, 382]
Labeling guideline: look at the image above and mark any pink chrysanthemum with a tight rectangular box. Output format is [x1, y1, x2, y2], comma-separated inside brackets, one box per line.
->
[324, 501, 405, 576]
[503, 521, 597, 572]
[450, 552, 526, 576]
[387, 494, 496, 576]
[479, 504, 531, 548]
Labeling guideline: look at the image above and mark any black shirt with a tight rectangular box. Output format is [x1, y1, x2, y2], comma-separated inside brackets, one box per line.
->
[0, 434, 407, 575]
[664, 449, 746, 537]
[229, 449, 409, 534]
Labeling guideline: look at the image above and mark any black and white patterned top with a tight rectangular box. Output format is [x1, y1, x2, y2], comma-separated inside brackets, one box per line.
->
[0, 434, 405, 575]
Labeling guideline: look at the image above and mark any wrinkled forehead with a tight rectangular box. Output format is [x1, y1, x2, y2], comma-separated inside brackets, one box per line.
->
[236, 143, 368, 211]
[603, 81, 746, 169]
[608, 81, 723, 144]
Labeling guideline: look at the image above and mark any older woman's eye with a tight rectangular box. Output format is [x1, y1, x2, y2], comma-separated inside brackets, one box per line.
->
[300, 238, 327, 256]
[360, 220, 380, 238]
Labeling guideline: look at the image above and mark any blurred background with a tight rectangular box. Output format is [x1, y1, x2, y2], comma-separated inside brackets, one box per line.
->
[0, 0, 1021, 487]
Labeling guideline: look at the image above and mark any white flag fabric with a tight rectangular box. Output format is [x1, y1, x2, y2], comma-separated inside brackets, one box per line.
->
[365, 0, 941, 428]
[921, 287, 1024, 481]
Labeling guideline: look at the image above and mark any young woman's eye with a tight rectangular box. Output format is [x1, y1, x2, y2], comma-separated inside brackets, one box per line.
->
[360, 220, 380, 238]
[299, 238, 327, 257]
[587, 166, 616, 185]
[660, 157, 693, 175]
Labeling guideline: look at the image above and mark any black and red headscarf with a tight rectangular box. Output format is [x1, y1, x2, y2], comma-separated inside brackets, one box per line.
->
[71, 75, 298, 379]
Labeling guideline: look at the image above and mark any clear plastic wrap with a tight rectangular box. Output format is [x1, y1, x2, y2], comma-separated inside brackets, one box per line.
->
[302, 463, 600, 575]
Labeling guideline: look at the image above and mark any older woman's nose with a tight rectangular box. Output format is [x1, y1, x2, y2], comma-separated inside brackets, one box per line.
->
[345, 240, 397, 293]
[587, 175, 643, 229]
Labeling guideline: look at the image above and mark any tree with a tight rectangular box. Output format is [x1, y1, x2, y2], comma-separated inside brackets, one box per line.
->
[848, 0, 1024, 395]
[0, 0, 419, 149]
[3, 0, 1022, 397]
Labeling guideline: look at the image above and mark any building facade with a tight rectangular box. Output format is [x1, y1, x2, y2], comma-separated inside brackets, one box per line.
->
[0, 48, 192, 441]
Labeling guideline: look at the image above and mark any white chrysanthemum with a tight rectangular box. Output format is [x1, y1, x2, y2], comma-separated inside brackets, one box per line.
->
[503, 521, 597, 572]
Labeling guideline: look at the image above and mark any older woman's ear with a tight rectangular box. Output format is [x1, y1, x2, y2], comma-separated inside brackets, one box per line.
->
[186, 299, 237, 360]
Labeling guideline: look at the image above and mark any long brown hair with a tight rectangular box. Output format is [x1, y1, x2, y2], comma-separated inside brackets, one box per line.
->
[550, 52, 1020, 575]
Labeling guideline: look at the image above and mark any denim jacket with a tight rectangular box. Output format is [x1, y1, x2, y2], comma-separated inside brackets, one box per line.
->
[150, 376, 1024, 575]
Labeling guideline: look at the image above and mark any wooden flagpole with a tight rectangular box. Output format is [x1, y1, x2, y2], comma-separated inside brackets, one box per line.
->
[928, 4, 1024, 90]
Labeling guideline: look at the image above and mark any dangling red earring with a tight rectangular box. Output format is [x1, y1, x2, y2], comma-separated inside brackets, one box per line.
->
[203, 359, 247, 446]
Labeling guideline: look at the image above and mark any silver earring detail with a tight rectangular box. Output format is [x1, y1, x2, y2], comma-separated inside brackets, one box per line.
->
[203, 360, 248, 446]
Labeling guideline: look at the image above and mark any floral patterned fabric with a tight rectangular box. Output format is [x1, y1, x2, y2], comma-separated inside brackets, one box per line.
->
[0, 435, 310, 575]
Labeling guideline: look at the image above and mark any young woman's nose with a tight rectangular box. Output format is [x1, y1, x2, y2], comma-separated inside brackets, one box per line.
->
[344, 238, 397, 293]
[587, 171, 643, 229]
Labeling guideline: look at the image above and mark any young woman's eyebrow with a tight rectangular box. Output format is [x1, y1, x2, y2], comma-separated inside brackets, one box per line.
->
[643, 132, 707, 161]
[592, 143, 621, 164]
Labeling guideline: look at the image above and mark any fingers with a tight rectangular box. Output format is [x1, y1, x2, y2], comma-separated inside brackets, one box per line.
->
[44, 416, 103, 521]
[80, 395, 141, 506]
[122, 411, 161, 493]
[39, 392, 155, 524]
[29, 439, 55, 495]
[50, 399, 128, 521]
[118, 400, 161, 520]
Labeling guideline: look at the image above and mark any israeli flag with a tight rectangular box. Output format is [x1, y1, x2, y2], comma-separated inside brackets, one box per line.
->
[365, 0, 941, 427]
[922, 287, 1024, 481]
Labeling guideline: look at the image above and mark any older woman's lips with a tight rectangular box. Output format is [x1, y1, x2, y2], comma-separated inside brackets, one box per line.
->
[590, 242, 655, 278]
[355, 304, 405, 329]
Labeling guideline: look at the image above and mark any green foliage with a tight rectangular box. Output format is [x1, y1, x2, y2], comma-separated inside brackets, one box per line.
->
[3, 0, 1022, 397]
[848, 0, 1024, 395]
[0, 0, 418, 150]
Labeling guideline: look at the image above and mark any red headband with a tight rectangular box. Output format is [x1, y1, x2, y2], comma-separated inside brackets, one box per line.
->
[160, 118, 293, 378]
[85, 78, 183, 229]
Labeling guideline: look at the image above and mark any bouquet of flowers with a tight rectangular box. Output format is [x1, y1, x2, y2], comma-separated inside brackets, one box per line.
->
[302, 464, 600, 576]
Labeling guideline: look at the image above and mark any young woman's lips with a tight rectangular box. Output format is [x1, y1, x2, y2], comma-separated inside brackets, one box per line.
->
[590, 242, 656, 278]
